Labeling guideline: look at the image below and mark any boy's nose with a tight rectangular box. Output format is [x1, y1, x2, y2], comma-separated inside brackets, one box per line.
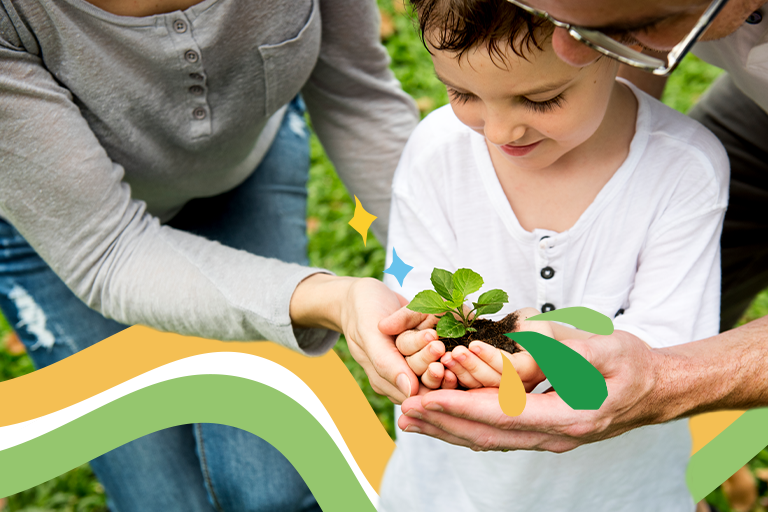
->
[484, 118, 526, 147]
[551, 27, 601, 67]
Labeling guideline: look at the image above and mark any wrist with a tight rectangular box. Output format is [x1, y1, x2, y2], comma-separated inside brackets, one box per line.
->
[649, 333, 747, 422]
[289, 273, 356, 332]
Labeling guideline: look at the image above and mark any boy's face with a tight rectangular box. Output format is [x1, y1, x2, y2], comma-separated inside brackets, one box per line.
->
[430, 38, 620, 171]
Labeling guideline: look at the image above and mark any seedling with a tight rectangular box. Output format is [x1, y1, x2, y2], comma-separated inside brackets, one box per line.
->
[407, 268, 509, 338]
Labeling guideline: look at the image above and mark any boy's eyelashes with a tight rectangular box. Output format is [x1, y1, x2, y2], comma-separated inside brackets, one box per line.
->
[447, 88, 476, 105]
[520, 94, 566, 113]
[446, 87, 566, 113]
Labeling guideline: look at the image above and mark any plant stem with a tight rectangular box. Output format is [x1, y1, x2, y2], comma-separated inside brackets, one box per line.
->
[467, 309, 478, 328]
[455, 307, 469, 327]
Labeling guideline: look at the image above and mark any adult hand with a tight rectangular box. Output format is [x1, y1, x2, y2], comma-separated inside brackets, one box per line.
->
[340, 278, 424, 404]
[291, 274, 422, 404]
[398, 330, 668, 453]
[379, 307, 451, 389]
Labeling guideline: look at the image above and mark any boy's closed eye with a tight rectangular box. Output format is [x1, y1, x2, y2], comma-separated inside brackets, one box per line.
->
[444, 84, 567, 113]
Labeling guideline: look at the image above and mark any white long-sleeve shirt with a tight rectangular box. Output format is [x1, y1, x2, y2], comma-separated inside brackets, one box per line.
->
[0, 0, 418, 353]
[380, 82, 729, 512]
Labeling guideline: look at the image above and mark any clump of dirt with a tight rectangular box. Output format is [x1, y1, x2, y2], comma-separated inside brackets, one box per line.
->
[441, 312, 520, 354]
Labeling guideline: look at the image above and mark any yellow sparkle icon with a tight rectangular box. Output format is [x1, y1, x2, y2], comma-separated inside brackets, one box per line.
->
[348, 195, 377, 246]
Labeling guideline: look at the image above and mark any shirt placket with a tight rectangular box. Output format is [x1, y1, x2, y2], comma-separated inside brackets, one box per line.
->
[534, 231, 565, 313]
[165, 14, 212, 138]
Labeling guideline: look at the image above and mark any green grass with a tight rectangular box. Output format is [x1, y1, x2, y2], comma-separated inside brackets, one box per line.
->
[0, 2, 765, 510]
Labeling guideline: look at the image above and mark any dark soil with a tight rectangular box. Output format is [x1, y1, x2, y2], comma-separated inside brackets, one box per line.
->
[441, 312, 521, 353]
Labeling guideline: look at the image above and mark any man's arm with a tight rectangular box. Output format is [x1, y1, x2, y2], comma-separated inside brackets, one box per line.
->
[395, 316, 768, 452]
[656, 315, 768, 418]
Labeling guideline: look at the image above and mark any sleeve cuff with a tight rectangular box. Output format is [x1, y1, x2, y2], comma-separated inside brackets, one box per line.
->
[271, 266, 339, 356]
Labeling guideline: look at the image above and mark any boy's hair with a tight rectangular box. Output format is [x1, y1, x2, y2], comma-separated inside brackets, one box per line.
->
[409, 0, 553, 62]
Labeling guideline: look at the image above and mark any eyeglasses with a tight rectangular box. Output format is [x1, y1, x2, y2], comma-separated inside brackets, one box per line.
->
[506, 0, 731, 75]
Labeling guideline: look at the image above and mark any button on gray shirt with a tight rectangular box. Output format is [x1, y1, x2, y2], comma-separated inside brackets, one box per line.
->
[0, 0, 419, 354]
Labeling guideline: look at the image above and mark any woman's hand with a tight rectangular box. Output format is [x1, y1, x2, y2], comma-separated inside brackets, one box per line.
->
[290, 274, 421, 404]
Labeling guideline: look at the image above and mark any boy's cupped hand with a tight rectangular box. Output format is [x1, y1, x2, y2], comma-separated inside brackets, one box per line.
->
[387, 307, 548, 391]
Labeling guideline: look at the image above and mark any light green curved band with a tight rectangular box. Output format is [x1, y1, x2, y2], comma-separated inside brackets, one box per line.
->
[0, 374, 375, 511]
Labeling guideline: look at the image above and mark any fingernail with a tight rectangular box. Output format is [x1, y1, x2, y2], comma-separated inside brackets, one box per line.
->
[425, 403, 443, 412]
[469, 344, 482, 354]
[429, 343, 442, 356]
[396, 373, 411, 398]
[444, 358, 455, 368]
[404, 409, 422, 419]
[424, 331, 436, 342]
[455, 353, 467, 363]
[404, 425, 421, 433]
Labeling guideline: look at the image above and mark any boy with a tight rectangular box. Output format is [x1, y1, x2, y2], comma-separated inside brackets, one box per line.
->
[379, 0, 729, 511]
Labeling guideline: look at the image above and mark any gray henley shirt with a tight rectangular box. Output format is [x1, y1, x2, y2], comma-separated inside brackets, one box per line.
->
[0, 0, 419, 355]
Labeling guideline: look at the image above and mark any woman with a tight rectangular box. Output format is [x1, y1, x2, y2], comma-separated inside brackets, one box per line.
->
[0, 0, 419, 510]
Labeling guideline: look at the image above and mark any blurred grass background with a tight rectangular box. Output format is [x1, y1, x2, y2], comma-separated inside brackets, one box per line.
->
[1, 1, 767, 511]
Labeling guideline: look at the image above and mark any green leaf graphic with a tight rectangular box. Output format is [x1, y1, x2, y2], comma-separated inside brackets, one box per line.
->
[436, 314, 466, 338]
[430, 268, 454, 301]
[505, 331, 607, 410]
[407, 291, 453, 315]
[526, 306, 614, 335]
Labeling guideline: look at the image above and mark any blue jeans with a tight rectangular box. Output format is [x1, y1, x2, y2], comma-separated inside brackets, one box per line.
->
[0, 97, 320, 512]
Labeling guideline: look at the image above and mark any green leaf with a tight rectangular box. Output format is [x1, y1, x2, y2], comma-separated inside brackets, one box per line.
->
[472, 289, 509, 317]
[474, 303, 503, 317]
[452, 268, 483, 300]
[436, 314, 466, 338]
[430, 268, 454, 301]
[407, 290, 453, 315]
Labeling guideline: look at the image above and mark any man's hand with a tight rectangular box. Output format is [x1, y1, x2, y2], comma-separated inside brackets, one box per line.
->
[398, 330, 666, 452]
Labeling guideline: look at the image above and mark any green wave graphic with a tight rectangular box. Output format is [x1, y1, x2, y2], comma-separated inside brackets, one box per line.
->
[0, 375, 375, 511]
[687, 408, 768, 502]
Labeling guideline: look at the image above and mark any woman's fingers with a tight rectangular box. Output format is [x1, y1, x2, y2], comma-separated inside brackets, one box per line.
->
[451, 345, 502, 387]
[396, 328, 438, 356]
[421, 362, 445, 389]
[405, 340, 446, 376]
[378, 305, 428, 336]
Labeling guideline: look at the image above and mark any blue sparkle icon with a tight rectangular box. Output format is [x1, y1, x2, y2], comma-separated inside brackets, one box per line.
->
[383, 247, 414, 287]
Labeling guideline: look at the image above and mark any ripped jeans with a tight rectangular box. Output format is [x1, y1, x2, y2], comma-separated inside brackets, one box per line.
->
[0, 96, 321, 512]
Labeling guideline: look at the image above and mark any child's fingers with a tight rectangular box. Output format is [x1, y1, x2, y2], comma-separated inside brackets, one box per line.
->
[441, 369, 458, 389]
[508, 351, 546, 392]
[405, 340, 445, 376]
[468, 341, 504, 373]
[441, 352, 483, 389]
[421, 362, 445, 389]
[451, 346, 502, 388]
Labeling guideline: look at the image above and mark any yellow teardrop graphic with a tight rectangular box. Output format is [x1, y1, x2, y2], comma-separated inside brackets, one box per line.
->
[499, 353, 526, 417]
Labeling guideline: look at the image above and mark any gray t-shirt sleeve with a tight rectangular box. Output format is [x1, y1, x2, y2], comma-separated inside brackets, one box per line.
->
[302, 0, 420, 246]
[0, 44, 337, 356]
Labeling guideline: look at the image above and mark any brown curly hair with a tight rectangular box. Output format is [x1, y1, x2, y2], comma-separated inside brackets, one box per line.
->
[409, 0, 554, 62]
